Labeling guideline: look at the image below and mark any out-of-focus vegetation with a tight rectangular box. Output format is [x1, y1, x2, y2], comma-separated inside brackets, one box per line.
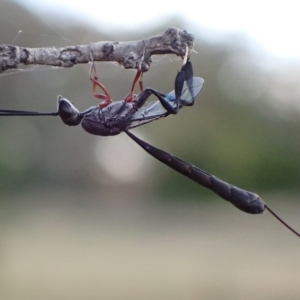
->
[1, 192, 300, 300]
[1, 1, 300, 202]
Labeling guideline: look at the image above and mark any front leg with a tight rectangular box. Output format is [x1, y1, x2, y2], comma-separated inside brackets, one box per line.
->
[124, 40, 146, 103]
[174, 46, 194, 110]
[133, 88, 177, 114]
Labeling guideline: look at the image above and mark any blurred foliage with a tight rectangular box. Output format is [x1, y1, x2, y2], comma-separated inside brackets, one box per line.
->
[1, 1, 300, 203]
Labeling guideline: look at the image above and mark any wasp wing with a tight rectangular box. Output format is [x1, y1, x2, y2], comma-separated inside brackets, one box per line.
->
[128, 77, 204, 129]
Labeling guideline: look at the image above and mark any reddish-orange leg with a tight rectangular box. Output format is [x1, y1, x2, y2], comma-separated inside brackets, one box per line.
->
[124, 43, 145, 103]
[89, 60, 112, 108]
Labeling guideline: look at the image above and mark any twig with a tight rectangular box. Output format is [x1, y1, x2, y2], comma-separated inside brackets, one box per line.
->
[0, 27, 194, 74]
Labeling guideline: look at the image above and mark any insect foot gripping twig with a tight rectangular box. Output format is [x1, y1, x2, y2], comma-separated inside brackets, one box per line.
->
[0, 27, 194, 74]
[124, 40, 147, 103]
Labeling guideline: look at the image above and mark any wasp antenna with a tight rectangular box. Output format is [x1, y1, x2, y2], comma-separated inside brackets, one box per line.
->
[138, 39, 146, 70]
[182, 45, 189, 67]
[89, 51, 96, 77]
[89, 49, 94, 63]
[265, 204, 300, 238]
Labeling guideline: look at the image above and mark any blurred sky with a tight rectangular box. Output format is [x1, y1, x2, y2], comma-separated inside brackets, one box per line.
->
[18, 0, 300, 59]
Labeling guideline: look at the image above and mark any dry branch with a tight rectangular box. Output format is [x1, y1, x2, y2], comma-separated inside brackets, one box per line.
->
[0, 27, 194, 74]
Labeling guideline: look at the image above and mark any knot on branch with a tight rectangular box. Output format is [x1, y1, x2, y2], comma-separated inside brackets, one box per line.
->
[0, 45, 20, 73]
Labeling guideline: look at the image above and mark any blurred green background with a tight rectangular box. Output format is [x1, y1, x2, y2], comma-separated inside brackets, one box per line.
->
[0, 2, 299, 300]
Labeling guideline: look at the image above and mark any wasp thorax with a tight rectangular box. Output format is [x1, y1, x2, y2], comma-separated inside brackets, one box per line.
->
[81, 101, 136, 136]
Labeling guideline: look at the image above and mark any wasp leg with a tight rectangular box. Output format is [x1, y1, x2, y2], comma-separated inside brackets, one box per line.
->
[183, 59, 196, 104]
[89, 60, 112, 108]
[133, 88, 177, 114]
[125, 41, 146, 102]
[174, 70, 185, 112]
[174, 46, 193, 111]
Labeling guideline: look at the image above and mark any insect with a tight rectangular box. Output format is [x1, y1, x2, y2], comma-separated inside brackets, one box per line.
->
[1, 50, 299, 238]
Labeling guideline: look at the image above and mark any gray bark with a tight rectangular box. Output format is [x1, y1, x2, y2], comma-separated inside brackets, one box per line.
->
[0, 27, 194, 74]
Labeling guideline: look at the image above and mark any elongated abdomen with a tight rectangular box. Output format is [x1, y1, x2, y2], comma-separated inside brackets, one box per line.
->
[125, 130, 265, 214]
